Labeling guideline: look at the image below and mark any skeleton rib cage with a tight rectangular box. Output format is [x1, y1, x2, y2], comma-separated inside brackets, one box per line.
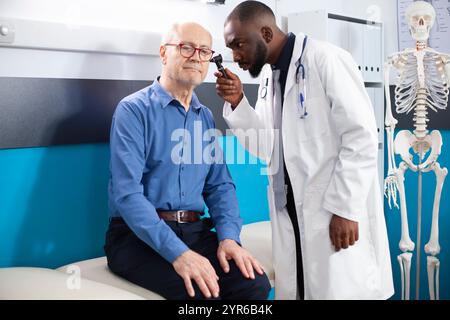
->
[394, 51, 449, 114]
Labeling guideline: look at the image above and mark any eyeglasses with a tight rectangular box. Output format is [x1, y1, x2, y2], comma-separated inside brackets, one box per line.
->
[165, 43, 215, 62]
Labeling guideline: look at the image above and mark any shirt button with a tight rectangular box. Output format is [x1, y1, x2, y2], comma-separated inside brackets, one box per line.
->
[181, 192, 185, 196]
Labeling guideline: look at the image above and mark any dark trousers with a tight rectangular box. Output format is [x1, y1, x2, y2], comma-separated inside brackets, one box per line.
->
[104, 218, 271, 300]
[285, 166, 305, 300]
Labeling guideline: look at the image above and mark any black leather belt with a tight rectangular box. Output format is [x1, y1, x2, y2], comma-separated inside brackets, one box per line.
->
[110, 210, 202, 224]
[157, 210, 202, 223]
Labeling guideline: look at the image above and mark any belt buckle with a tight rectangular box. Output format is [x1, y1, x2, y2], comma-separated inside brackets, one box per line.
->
[176, 210, 187, 223]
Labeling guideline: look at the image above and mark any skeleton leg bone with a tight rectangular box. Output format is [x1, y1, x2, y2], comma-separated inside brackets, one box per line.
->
[424, 162, 447, 256]
[398, 255, 405, 300]
[427, 256, 440, 300]
[398, 252, 413, 300]
[422, 162, 445, 297]
[396, 162, 415, 252]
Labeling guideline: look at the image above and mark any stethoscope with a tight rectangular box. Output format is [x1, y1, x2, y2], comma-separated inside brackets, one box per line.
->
[260, 35, 308, 119]
[295, 35, 308, 119]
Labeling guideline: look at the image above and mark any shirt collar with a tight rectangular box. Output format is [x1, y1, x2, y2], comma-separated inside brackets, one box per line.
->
[151, 77, 202, 112]
[271, 32, 296, 72]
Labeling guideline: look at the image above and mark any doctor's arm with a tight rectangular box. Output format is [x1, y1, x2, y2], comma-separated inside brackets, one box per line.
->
[318, 51, 379, 251]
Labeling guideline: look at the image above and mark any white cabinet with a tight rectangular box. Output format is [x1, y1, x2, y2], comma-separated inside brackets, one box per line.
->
[347, 21, 364, 72]
[288, 11, 383, 83]
[288, 10, 385, 188]
[363, 23, 383, 82]
[327, 18, 349, 52]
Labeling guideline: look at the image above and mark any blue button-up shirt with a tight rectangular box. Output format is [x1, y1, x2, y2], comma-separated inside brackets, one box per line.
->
[108, 79, 242, 263]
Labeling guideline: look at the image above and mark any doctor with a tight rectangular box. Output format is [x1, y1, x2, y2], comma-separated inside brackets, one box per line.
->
[215, 1, 394, 299]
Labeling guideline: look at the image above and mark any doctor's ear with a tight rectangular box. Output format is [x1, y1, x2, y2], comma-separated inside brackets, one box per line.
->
[261, 26, 273, 44]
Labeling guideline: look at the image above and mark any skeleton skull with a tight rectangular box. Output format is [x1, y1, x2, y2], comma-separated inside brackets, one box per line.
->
[405, 1, 436, 41]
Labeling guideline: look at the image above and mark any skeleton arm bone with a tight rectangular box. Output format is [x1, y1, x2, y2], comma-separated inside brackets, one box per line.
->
[384, 58, 400, 208]
[385, 58, 399, 162]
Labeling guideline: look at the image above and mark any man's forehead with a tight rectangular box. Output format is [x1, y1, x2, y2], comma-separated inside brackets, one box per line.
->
[176, 27, 211, 46]
[224, 19, 250, 41]
[224, 18, 242, 34]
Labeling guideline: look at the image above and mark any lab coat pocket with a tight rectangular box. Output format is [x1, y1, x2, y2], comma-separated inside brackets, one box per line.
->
[296, 97, 330, 142]
[303, 184, 331, 231]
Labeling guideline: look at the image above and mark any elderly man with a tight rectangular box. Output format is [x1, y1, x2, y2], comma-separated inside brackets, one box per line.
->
[104, 22, 271, 300]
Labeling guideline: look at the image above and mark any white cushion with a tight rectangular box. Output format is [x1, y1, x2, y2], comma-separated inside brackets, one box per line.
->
[240, 221, 274, 284]
[56, 258, 164, 300]
[0, 267, 145, 300]
[55, 220, 274, 299]
[0, 221, 273, 300]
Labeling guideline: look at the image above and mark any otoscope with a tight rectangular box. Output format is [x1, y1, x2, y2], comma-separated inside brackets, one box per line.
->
[210, 54, 229, 79]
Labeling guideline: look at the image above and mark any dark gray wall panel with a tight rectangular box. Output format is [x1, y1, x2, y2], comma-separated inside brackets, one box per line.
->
[0, 77, 258, 149]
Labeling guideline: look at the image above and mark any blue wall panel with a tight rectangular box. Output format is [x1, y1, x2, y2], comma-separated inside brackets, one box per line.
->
[0, 136, 269, 269]
[0, 144, 110, 268]
[2, 127, 449, 300]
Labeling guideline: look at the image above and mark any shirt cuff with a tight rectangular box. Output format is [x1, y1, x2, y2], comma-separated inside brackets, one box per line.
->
[160, 240, 190, 263]
[216, 227, 241, 245]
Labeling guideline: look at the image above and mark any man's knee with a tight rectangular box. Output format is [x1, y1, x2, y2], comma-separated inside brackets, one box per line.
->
[238, 273, 272, 300]
[254, 273, 272, 299]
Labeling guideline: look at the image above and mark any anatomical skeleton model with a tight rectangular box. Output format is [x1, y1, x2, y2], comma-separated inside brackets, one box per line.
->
[384, 1, 450, 300]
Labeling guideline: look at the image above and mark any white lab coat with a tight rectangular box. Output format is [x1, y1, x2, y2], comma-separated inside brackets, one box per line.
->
[223, 34, 394, 299]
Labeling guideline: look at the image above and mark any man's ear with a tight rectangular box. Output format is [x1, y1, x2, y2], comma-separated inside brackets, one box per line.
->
[160, 45, 167, 65]
[261, 26, 273, 44]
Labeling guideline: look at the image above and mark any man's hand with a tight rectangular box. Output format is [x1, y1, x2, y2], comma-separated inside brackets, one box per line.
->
[214, 68, 243, 108]
[217, 239, 264, 279]
[172, 250, 220, 299]
[329, 214, 359, 251]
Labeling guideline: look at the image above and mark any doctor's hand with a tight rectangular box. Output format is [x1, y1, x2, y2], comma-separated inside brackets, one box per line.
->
[172, 249, 220, 299]
[329, 214, 359, 252]
[217, 239, 264, 279]
[214, 68, 243, 108]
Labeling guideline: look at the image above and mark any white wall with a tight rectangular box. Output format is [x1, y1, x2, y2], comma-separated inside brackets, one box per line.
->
[0, 0, 398, 81]
[0, 0, 276, 83]
[0, 0, 273, 38]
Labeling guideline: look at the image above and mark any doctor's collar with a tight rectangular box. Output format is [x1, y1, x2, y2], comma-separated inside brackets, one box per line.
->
[271, 32, 296, 72]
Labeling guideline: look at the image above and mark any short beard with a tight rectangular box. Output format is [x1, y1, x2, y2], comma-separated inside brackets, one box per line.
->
[249, 40, 268, 78]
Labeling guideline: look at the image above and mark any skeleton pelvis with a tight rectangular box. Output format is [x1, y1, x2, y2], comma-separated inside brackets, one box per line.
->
[394, 130, 443, 167]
